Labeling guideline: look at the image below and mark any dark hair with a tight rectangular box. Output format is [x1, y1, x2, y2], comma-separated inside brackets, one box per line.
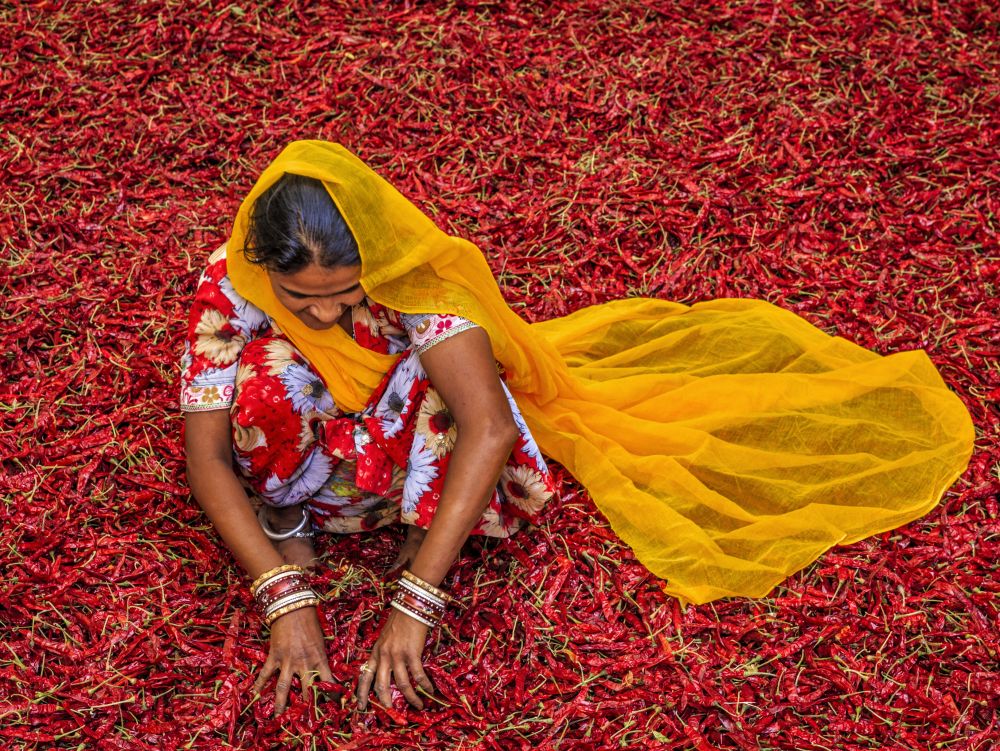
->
[243, 174, 361, 273]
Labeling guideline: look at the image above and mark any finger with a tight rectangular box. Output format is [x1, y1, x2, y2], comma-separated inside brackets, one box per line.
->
[374, 656, 394, 709]
[301, 668, 318, 705]
[408, 660, 435, 698]
[356, 659, 377, 711]
[253, 655, 277, 697]
[274, 664, 294, 717]
[392, 657, 423, 710]
[319, 659, 335, 684]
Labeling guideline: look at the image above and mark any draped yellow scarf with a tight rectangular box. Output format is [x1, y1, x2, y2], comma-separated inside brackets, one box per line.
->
[228, 140, 974, 605]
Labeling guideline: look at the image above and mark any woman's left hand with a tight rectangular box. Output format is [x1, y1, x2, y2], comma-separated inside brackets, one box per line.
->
[356, 608, 435, 711]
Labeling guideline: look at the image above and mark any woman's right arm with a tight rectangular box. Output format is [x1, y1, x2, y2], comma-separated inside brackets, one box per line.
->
[185, 409, 286, 577]
[184, 409, 334, 715]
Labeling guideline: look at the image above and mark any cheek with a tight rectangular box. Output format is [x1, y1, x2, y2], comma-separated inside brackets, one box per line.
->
[275, 294, 308, 315]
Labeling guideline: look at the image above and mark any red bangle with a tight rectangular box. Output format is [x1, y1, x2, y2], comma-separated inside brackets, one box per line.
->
[394, 591, 443, 624]
[399, 590, 444, 616]
[258, 583, 313, 610]
[255, 575, 310, 607]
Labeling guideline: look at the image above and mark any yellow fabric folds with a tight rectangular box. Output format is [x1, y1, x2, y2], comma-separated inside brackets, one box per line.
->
[227, 141, 975, 605]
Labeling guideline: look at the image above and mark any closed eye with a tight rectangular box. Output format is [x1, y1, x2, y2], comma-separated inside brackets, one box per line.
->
[282, 284, 361, 299]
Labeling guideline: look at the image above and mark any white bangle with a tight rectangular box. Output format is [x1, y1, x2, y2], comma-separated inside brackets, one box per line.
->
[265, 590, 318, 617]
[390, 600, 438, 628]
[399, 577, 446, 609]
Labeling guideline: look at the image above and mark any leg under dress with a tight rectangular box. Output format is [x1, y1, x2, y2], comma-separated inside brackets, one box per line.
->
[229, 332, 556, 537]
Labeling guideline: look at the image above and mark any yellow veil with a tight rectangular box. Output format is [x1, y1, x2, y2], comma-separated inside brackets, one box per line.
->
[228, 140, 975, 605]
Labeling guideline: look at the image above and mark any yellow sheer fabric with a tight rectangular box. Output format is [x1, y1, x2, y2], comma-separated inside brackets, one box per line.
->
[227, 141, 974, 605]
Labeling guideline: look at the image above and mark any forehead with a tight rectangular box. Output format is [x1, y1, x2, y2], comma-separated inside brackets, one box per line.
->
[270, 264, 362, 294]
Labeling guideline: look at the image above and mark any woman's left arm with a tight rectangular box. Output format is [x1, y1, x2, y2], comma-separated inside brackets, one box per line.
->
[357, 326, 519, 711]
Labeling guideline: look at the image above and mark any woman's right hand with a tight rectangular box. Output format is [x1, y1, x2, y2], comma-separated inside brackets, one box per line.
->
[253, 605, 333, 716]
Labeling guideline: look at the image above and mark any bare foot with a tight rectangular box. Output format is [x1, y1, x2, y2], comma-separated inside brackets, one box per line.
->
[387, 525, 427, 576]
[266, 505, 320, 571]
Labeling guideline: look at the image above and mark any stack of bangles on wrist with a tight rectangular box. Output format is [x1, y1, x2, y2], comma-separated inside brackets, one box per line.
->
[390, 570, 455, 628]
[250, 564, 320, 627]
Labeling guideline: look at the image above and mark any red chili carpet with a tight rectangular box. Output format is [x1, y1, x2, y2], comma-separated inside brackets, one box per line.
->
[2, 1, 998, 749]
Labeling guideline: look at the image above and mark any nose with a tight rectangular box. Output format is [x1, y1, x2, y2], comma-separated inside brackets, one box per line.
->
[307, 299, 343, 325]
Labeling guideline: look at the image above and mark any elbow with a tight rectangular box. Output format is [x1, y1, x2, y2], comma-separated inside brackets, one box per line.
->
[459, 409, 519, 453]
[498, 414, 520, 450]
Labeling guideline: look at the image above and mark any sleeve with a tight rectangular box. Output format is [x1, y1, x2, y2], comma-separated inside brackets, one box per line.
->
[400, 313, 481, 356]
[179, 253, 267, 412]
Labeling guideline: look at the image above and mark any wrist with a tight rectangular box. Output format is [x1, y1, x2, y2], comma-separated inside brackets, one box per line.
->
[250, 564, 321, 628]
[386, 569, 458, 630]
[268, 602, 318, 627]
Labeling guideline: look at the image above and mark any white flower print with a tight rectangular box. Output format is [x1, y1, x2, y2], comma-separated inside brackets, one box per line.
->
[503, 383, 546, 468]
[218, 275, 270, 334]
[194, 308, 246, 366]
[478, 515, 506, 537]
[297, 414, 318, 452]
[263, 450, 332, 507]
[190, 364, 232, 389]
[313, 477, 391, 520]
[279, 362, 337, 416]
[403, 433, 438, 515]
[375, 351, 423, 439]
[234, 362, 258, 391]
[353, 303, 380, 337]
[415, 388, 456, 458]
[500, 464, 551, 516]
[263, 338, 298, 376]
[378, 308, 408, 351]
[233, 422, 267, 453]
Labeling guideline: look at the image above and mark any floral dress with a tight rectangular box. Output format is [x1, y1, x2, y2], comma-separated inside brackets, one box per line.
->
[180, 247, 555, 537]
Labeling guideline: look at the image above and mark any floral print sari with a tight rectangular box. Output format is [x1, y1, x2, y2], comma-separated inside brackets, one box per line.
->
[180, 248, 555, 536]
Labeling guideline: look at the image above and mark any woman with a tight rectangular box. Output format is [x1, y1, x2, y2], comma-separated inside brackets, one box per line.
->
[183, 174, 554, 715]
[182, 141, 973, 717]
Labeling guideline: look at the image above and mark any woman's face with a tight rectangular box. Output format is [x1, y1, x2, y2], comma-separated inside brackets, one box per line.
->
[268, 263, 366, 330]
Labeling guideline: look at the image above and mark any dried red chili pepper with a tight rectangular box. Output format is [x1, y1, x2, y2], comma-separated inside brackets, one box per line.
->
[4, 2, 998, 749]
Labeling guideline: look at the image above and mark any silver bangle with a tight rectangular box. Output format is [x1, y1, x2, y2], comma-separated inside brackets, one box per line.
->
[399, 577, 446, 609]
[265, 590, 319, 617]
[389, 600, 438, 628]
[257, 506, 314, 541]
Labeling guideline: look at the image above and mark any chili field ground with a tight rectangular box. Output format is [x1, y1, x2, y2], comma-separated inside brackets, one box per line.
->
[2, 1, 998, 749]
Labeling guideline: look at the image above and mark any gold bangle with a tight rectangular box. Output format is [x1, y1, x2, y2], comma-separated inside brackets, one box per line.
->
[250, 564, 305, 599]
[264, 589, 319, 618]
[401, 569, 453, 604]
[264, 597, 319, 627]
